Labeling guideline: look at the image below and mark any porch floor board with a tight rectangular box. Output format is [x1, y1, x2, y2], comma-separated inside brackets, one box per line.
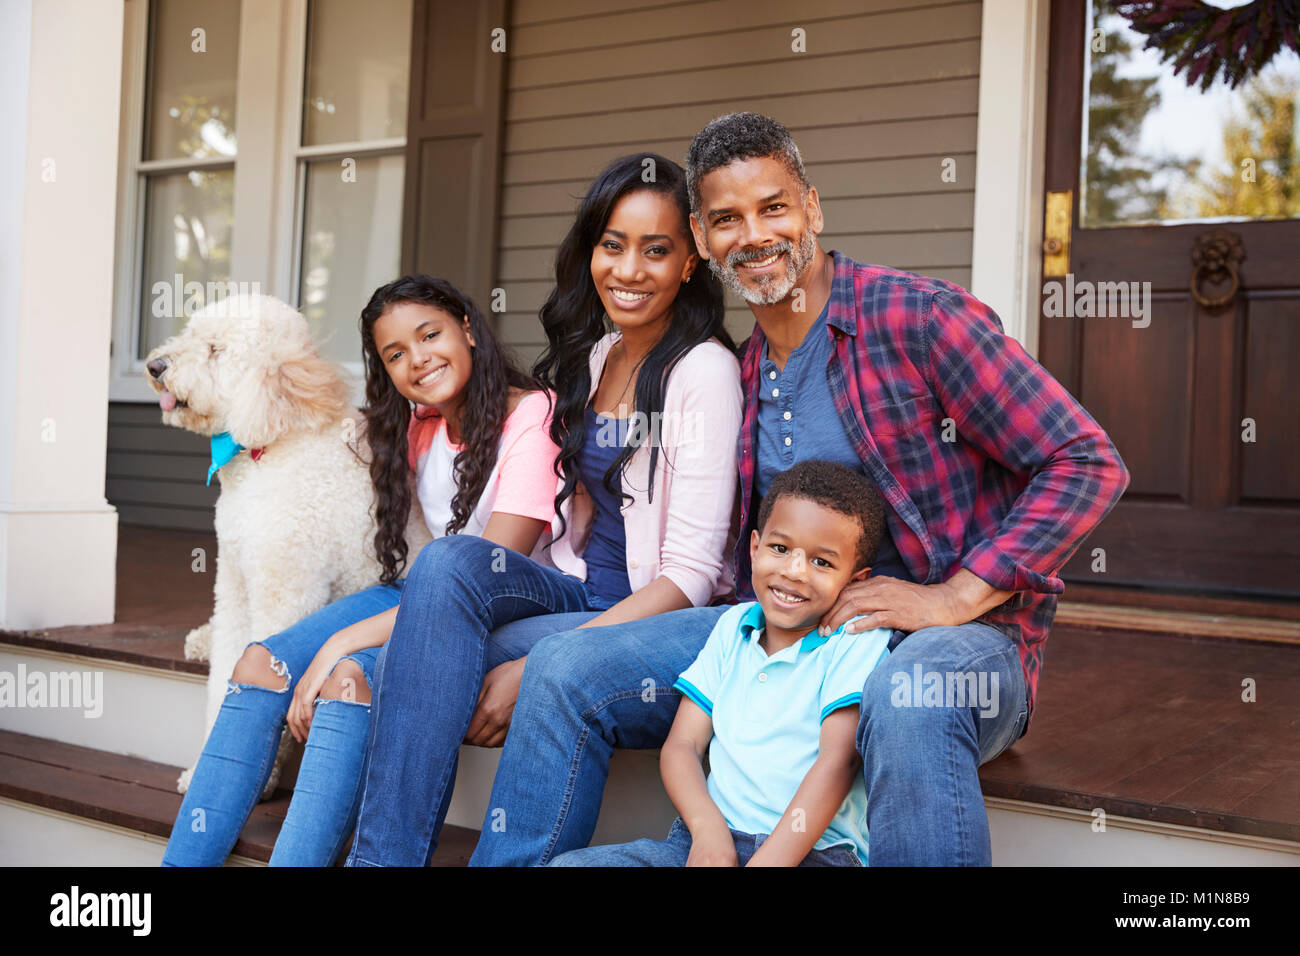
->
[3, 525, 1297, 850]
[1, 525, 213, 673]
[978, 623, 1300, 841]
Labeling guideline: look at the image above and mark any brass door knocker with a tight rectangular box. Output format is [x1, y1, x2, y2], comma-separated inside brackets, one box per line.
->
[1190, 229, 1245, 310]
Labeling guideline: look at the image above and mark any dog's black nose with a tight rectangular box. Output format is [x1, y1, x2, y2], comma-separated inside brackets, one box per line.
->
[146, 357, 169, 379]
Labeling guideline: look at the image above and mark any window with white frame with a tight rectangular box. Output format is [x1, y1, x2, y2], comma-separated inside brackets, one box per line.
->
[296, 0, 410, 364]
[133, 0, 240, 363]
[111, 0, 412, 400]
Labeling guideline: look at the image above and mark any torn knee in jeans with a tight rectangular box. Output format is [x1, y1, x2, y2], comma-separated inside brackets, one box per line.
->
[317, 658, 371, 705]
[228, 643, 291, 693]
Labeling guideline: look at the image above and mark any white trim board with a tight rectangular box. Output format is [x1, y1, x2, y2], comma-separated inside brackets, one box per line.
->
[0, 798, 260, 866]
[0, 644, 205, 768]
[987, 796, 1300, 867]
[969, 0, 1051, 356]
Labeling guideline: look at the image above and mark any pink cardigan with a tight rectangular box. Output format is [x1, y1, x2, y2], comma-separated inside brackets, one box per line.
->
[549, 332, 743, 607]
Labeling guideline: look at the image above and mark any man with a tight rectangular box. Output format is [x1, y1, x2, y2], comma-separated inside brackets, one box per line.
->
[471, 112, 1128, 866]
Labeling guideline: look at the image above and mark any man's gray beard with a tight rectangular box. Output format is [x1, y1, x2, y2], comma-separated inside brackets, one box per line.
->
[709, 229, 818, 306]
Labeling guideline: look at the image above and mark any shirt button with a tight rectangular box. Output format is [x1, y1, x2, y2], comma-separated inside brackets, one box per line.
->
[768, 370, 776, 380]
[757, 673, 768, 683]
[772, 388, 779, 398]
[784, 437, 792, 446]
[783, 411, 791, 421]
[629, 558, 639, 569]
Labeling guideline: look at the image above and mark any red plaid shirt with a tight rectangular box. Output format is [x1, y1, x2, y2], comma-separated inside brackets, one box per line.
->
[733, 252, 1130, 723]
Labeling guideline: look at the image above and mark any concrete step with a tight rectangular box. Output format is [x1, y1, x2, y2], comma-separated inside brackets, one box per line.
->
[3, 727, 1295, 867]
[0, 641, 205, 768]
[4, 606, 1299, 866]
[0, 730, 477, 866]
[0, 638, 680, 846]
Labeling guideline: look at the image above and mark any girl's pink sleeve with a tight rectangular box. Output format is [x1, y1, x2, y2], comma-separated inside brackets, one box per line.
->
[491, 391, 561, 523]
[407, 408, 439, 473]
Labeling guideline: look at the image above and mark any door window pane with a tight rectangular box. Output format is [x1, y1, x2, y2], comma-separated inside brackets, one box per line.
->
[1081, 0, 1300, 227]
[302, 0, 412, 146]
[298, 155, 405, 363]
[144, 0, 240, 161]
[138, 169, 236, 356]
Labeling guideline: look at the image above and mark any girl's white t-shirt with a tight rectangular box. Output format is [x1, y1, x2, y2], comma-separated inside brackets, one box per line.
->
[406, 390, 560, 561]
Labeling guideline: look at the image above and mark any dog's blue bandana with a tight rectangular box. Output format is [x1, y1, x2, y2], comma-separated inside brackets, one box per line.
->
[207, 431, 245, 486]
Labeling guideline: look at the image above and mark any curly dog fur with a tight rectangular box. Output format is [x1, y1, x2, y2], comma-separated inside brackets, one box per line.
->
[144, 294, 429, 797]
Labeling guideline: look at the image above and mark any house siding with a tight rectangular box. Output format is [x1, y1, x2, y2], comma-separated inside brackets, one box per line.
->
[106, 402, 216, 530]
[106, 0, 982, 529]
[496, 0, 982, 362]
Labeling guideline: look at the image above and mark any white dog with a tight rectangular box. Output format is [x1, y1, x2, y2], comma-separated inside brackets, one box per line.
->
[144, 294, 429, 796]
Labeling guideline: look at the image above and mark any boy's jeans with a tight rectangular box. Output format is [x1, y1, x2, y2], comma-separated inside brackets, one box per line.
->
[470, 618, 1027, 867]
[162, 583, 402, 867]
[547, 817, 863, 866]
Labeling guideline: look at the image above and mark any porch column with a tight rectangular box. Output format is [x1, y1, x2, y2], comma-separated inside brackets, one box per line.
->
[970, 0, 1051, 356]
[0, 0, 123, 628]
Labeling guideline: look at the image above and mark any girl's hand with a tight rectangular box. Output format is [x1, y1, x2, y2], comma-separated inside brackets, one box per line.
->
[685, 827, 739, 867]
[464, 657, 526, 748]
[287, 637, 345, 743]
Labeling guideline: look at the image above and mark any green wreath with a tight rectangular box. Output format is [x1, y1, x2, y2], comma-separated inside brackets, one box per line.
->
[1110, 0, 1300, 90]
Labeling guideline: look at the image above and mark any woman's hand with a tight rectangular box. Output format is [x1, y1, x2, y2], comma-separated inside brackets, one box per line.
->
[287, 637, 346, 743]
[464, 657, 526, 748]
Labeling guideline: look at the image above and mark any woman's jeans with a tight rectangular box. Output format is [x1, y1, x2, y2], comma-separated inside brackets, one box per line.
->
[161, 583, 403, 867]
[346, 534, 616, 867]
[547, 817, 862, 866]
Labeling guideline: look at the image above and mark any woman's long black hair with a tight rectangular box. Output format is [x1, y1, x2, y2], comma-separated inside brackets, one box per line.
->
[533, 153, 735, 543]
[360, 274, 543, 585]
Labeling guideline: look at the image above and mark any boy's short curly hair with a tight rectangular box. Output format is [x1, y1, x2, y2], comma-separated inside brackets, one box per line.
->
[685, 112, 809, 218]
[756, 460, 886, 571]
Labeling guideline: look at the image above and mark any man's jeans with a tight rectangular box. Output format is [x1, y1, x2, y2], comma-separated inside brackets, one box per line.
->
[858, 622, 1027, 865]
[471, 617, 1027, 867]
[547, 816, 862, 866]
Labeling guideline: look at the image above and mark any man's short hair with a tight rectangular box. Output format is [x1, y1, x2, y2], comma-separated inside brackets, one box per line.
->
[756, 460, 886, 571]
[685, 112, 809, 217]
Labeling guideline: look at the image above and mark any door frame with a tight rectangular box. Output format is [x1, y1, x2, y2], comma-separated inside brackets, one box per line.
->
[970, 0, 1052, 357]
[1023, 1, 1300, 601]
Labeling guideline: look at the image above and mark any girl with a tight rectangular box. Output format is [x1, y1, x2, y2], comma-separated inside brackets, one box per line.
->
[162, 275, 560, 866]
[345, 154, 744, 866]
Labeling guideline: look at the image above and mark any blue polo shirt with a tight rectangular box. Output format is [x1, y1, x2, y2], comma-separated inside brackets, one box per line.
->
[672, 601, 891, 863]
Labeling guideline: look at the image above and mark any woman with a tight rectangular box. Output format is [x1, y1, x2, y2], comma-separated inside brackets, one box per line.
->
[162, 275, 560, 865]
[345, 154, 743, 866]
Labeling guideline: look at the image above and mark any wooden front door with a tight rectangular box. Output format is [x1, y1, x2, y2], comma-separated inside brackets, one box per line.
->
[1039, 1, 1300, 598]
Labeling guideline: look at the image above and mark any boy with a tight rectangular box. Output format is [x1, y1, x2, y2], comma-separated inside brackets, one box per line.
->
[550, 459, 891, 866]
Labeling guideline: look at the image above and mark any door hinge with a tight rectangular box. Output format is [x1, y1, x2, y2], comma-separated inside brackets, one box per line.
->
[1043, 189, 1073, 277]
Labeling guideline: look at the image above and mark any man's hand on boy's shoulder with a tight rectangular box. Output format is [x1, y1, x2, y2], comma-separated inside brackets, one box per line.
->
[818, 569, 1012, 636]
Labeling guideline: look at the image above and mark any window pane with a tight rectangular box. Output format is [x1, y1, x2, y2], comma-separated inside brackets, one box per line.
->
[298, 154, 405, 363]
[302, 0, 412, 146]
[1081, 0, 1300, 227]
[144, 0, 240, 161]
[138, 169, 235, 358]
